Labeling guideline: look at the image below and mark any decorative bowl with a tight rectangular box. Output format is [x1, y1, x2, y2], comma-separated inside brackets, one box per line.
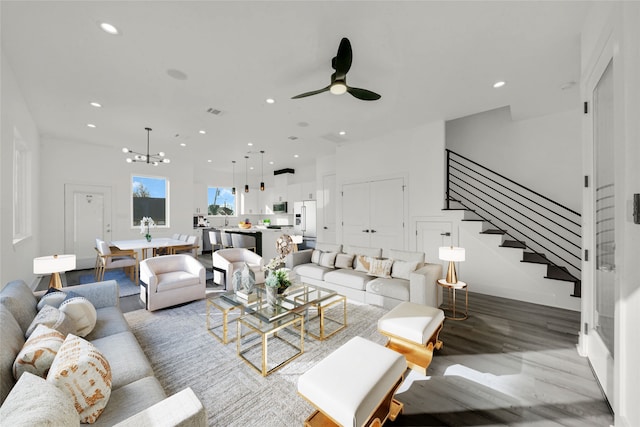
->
[238, 223, 252, 229]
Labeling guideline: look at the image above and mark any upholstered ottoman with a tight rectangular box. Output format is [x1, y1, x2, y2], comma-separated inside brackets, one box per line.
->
[298, 336, 406, 427]
[378, 301, 444, 375]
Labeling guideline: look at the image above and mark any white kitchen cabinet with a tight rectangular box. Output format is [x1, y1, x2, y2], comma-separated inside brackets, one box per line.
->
[287, 183, 302, 204]
[240, 189, 258, 215]
[194, 183, 207, 214]
[301, 181, 316, 200]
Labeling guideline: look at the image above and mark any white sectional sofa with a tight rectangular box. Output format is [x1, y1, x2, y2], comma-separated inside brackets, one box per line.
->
[287, 243, 442, 309]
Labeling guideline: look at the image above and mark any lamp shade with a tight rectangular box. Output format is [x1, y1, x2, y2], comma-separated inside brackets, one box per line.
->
[439, 247, 465, 262]
[291, 235, 304, 244]
[33, 254, 76, 274]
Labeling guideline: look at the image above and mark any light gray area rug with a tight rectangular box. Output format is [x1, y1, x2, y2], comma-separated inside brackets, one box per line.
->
[124, 299, 389, 427]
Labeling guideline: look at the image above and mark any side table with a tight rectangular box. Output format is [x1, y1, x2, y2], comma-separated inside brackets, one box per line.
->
[437, 279, 468, 320]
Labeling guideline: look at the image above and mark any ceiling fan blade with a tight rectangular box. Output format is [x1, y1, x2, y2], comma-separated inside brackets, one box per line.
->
[347, 86, 381, 101]
[333, 38, 352, 79]
[291, 85, 331, 99]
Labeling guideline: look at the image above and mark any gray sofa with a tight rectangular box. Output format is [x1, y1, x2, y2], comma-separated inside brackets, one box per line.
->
[0, 279, 206, 426]
[287, 243, 442, 309]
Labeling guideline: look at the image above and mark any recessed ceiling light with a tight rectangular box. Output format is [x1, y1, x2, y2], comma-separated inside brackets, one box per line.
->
[250, 167, 254, 170]
[90, 102, 102, 108]
[248, 142, 253, 146]
[266, 98, 275, 104]
[339, 131, 346, 136]
[207, 159, 212, 163]
[180, 143, 187, 147]
[493, 81, 506, 88]
[294, 154, 299, 158]
[269, 161, 274, 165]
[199, 130, 206, 134]
[99, 22, 120, 35]
[87, 123, 96, 128]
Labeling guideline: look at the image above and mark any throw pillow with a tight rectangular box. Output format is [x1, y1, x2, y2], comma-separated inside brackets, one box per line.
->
[311, 249, 323, 264]
[25, 305, 75, 338]
[391, 260, 421, 280]
[59, 292, 97, 337]
[13, 324, 65, 380]
[335, 253, 355, 269]
[47, 334, 112, 424]
[319, 252, 338, 268]
[368, 258, 394, 278]
[0, 372, 80, 427]
[354, 255, 373, 273]
[0, 280, 38, 334]
[36, 288, 67, 311]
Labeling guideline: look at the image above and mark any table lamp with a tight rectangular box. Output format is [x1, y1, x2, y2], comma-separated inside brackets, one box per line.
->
[33, 254, 76, 290]
[439, 246, 465, 284]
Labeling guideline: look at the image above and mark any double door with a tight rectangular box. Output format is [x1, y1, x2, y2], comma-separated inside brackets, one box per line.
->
[342, 178, 405, 249]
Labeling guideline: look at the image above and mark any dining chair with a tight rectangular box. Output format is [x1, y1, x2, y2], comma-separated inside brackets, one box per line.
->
[171, 235, 200, 257]
[95, 239, 139, 284]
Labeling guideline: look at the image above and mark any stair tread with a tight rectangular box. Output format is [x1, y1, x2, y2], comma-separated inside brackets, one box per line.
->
[501, 240, 526, 249]
[522, 252, 551, 264]
[546, 265, 579, 282]
[481, 229, 506, 235]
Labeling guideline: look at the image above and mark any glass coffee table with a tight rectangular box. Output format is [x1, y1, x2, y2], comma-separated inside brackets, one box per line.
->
[207, 284, 346, 376]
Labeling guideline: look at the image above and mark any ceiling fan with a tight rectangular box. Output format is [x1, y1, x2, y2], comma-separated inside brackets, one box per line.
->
[292, 37, 381, 101]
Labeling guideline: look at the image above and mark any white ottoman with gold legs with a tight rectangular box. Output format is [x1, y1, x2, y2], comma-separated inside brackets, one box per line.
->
[378, 302, 445, 375]
[298, 336, 406, 427]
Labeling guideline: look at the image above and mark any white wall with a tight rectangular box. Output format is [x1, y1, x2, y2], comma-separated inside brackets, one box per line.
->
[1, 52, 41, 286]
[335, 120, 446, 250]
[580, 2, 640, 426]
[446, 106, 583, 213]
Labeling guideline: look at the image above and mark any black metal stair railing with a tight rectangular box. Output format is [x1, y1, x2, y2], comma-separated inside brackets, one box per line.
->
[445, 150, 582, 292]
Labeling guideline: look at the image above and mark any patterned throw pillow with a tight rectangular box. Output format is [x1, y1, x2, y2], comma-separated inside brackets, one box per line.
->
[311, 249, 323, 264]
[319, 252, 338, 268]
[368, 258, 394, 278]
[47, 334, 112, 424]
[335, 253, 355, 269]
[391, 260, 421, 280]
[13, 324, 65, 380]
[25, 305, 75, 338]
[59, 292, 97, 337]
[36, 288, 67, 311]
[354, 255, 373, 273]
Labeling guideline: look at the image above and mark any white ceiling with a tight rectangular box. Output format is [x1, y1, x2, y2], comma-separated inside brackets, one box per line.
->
[1, 1, 589, 174]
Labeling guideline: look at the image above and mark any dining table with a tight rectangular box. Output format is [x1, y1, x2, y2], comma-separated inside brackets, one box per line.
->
[110, 237, 187, 259]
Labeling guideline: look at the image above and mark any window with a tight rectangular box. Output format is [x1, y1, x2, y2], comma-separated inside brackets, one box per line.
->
[13, 128, 32, 243]
[208, 187, 235, 216]
[132, 175, 169, 226]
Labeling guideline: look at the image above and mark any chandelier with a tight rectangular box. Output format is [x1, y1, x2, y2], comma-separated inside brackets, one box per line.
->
[122, 127, 170, 165]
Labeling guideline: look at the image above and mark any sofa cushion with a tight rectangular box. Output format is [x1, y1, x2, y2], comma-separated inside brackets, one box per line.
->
[324, 269, 373, 291]
[156, 271, 200, 291]
[85, 306, 131, 341]
[59, 292, 98, 337]
[91, 331, 155, 390]
[391, 260, 421, 280]
[366, 277, 410, 301]
[386, 248, 425, 264]
[0, 280, 38, 334]
[26, 304, 75, 338]
[0, 372, 79, 426]
[294, 263, 334, 281]
[47, 334, 112, 424]
[13, 324, 65, 381]
[0, 304, 25, 405]
[315, 242, 342, 253]
[368, 258, 394, 278]
[378, 302, 445, 344]
[319, 252, 338, 268]
[91, 376, 166, 427]
[311, 249, 322, 264]
[354, 255, 374, 273]
[335, 253, 354, 269]
[342, 245, 382, 259]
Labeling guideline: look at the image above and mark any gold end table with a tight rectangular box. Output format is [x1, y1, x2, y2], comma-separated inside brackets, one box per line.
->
[437, 279, 468, 320]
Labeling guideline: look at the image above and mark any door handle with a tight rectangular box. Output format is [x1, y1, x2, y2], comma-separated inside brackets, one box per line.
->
[323, 226, 328, 230]
[362, 229, 370, 233]
[440, 232, 451, 236]
[370, 229, 377, 233]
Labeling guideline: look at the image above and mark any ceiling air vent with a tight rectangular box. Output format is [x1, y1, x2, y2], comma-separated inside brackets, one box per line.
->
[288, 136, 299, 141]
[206, 108, 223, 116]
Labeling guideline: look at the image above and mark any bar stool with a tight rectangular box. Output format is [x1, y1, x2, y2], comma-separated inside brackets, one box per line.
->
[220, 231, 233, 249]
[231, 233, 256, 252]
[209, 230, 223, 252]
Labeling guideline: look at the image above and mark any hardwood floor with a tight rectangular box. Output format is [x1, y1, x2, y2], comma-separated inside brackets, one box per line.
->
[391, 292, 613, 426]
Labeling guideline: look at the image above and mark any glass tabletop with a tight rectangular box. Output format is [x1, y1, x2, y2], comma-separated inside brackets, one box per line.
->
[220, 283, 336, 323]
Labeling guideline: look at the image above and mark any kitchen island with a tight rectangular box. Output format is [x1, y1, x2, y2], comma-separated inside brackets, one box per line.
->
[220, 226, 294, 261]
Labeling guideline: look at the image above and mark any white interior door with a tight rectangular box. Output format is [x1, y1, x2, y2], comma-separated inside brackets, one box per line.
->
[589, 58, 615, 405]
[369, 178, 405, 249]
[321, 174, 337, 243]
[342, 182, 370, 246]
[64, 184, 112, 269]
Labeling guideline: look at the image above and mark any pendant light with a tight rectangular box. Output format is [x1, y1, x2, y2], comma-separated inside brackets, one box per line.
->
[231, 160, 236, 195]
[260, 150, 265, 191]
[244, 156, 249, 193]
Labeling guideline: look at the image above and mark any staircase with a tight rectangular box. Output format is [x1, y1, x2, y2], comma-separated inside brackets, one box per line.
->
[445, 150, 582, 302]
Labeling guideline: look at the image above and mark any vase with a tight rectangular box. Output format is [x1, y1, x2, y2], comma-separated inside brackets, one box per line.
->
[265, 286, 279, 309]
[145, 235, 152, 242]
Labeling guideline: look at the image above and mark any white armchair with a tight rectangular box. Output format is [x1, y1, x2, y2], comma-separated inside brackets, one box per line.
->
[139, 254, 206, 311]
[212, 248, 265, 290]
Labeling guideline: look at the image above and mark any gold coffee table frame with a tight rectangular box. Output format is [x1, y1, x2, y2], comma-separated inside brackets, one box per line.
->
[237, 312, 304, 377]
[206, 296, 244, 344]
[299, 294, 347, 341]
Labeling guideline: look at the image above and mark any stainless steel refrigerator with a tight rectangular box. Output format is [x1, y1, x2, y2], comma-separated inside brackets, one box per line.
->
[293, 200, 317, 248]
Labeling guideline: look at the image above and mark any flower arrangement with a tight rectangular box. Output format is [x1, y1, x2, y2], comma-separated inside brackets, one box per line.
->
[139, 216, 155, 242]
[263, 254, 291, 291]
